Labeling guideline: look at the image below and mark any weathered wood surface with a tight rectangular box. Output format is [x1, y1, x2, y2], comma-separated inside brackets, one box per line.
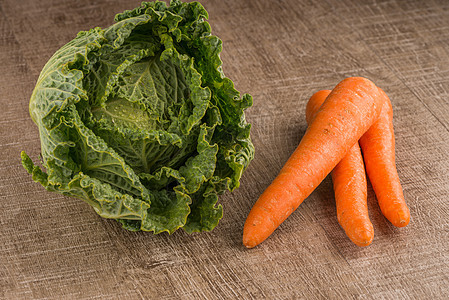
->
[1, 0, 448, 299]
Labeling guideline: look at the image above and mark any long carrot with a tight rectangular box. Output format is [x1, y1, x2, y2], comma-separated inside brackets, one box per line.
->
[243, 77, 384, 248]
[306, 90, 374, 247]
[359, 88, 410, 227]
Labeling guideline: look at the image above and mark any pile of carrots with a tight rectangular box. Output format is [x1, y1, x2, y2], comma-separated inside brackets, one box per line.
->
[243, 77, 410, 248]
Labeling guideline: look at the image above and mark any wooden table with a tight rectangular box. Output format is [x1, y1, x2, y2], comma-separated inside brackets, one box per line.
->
[1, 0, 448, 299]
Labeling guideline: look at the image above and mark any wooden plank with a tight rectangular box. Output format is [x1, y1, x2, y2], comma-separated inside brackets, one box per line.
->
[331, 0, 449, 131]
[0, 0, 448, 299]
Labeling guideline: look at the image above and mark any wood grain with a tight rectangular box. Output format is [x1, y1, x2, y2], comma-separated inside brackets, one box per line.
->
[1, 0, 448, 299]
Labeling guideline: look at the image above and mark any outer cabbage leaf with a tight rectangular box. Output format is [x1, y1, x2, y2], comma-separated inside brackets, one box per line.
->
[21, 0, 254, 234]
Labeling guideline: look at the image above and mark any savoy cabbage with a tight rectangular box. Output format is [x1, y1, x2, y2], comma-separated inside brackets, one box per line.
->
[21, 0, 254, 234]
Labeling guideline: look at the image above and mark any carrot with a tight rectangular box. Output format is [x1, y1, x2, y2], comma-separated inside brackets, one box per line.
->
[306, 90, 374, 247]
[243, 77, 384, 248]
[359, 88, 410, 227]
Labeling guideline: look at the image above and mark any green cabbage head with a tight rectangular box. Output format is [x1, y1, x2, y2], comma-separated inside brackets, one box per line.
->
[21, 0, 254, 234]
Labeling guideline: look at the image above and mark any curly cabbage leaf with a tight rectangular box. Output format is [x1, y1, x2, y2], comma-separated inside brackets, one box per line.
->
[21, 0, 254, 234]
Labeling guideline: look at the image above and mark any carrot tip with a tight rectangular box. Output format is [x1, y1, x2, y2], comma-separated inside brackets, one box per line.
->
[394, 218, 410, 228]
[242, 237, 257, 249]
[352, 237, 374, 247]
[344, 222, 374, 247]
[388, 209, 410, 227]
[356, 238, 374, 247]
[243, 228, 256, 248]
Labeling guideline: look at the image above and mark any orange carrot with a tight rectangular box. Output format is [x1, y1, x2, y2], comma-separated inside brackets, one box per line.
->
[359, 88, 410, 227]
[243, 77, 384, 248]
[306, 90, 374, 247]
